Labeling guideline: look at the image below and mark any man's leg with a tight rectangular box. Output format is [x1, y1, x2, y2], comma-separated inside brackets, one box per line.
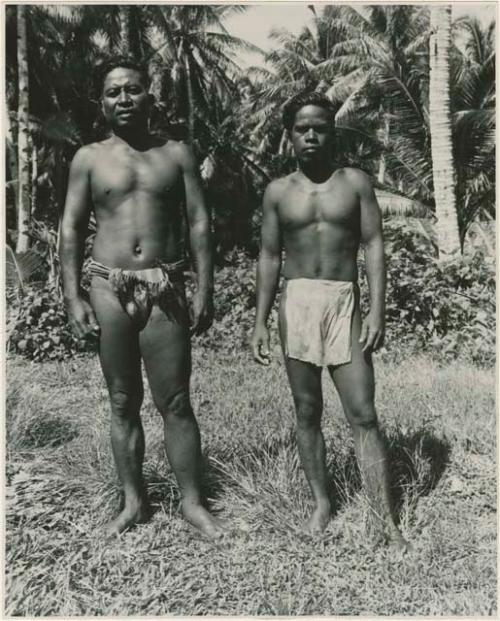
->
[279, 289, 330, 533]
[90, 278, 148, 535]
[328, 304, 410, 549]
[140, 296, 225, 539]
[282, 357, 331, 533]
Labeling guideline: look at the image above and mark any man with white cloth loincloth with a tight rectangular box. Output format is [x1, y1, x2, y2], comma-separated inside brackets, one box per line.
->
[251, 91, 410, 551]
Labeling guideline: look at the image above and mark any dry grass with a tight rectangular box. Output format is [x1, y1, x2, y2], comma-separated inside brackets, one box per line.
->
[5, 348, 496, 616]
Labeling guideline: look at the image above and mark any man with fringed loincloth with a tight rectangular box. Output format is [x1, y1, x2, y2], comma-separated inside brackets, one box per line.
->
[60, 56, 225, 538]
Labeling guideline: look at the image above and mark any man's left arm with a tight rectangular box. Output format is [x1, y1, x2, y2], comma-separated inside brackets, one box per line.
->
[357, 171, 386, 352]
[177, 143, 213, 335]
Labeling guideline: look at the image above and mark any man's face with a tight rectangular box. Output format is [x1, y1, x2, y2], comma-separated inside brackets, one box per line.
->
[290, 105, 334, 163]
[101, 67, 150, 129]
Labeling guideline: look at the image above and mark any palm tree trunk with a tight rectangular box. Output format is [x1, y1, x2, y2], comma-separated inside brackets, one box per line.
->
[31, 139, 38, 217]
[183, 51, 195, 144]
[5, 101, 18, 209]
[129, 6, 144, 61]
[278, 129, 289, 156]
[119, 5, 132, 56]
[378, 110, 389, 184]
[429, 5, 460, 258]
[150, 62, 164, 102]
[16, 4, 31, 253]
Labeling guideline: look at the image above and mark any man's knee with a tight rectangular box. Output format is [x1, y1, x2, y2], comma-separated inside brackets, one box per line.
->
[155, 386, 192, 420]
[294, 393, 323, 428]
[109, 384, 143, 419]
[344, 399, 378, 430]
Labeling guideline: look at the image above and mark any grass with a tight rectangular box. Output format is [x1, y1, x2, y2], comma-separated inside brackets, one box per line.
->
[5, 347, 497, 616]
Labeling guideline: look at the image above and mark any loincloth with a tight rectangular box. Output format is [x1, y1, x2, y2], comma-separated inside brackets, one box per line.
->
[88, 258, 186, 328]
[280, 278, 356, 367]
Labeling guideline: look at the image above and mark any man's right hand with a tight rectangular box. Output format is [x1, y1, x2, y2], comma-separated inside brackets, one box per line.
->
[65, 297, 99, 339]
[251, 324, 271, 366]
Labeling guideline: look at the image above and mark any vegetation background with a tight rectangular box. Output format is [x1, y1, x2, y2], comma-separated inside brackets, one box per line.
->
[4, 2, 496, 616]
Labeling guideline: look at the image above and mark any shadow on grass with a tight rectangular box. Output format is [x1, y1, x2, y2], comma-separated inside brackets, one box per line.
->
[143, 427, 451, 523]
[8, 418, 80, 450]
[387, 428, 451, 514]
[142, 454, 229, 517]
[201, 430, 298, 503]
[326, 428, 451, 519]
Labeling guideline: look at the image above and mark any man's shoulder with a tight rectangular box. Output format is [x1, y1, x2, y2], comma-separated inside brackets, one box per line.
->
[161, 139, 196, 168]
[338, 167, 373, 189]
[70, 142, 104, 171]
[161, 138, 188, 154]
[264, 173, 295, 199]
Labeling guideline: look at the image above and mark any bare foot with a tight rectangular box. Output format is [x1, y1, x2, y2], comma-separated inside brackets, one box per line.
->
[105, 501, 149, 537]
[305, 501, 331, 534]
[386, 526, 413, 554]
[181, 500, 227, 539]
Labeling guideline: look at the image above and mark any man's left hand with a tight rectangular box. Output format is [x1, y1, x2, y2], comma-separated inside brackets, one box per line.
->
[359, 311, 385, 353]
[190, 290, 214, 335]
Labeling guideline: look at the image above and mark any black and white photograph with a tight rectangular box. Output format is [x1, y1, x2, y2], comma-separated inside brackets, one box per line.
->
[4, 0, 497, 616]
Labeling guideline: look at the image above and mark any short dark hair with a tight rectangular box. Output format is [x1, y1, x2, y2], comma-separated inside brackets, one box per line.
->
[282, 91, 336, 131]
[97, 56, 150, 95]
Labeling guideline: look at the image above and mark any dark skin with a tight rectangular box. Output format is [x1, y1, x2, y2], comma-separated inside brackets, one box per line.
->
[60, 67, 225, 538]
[251, 105, 410, 550]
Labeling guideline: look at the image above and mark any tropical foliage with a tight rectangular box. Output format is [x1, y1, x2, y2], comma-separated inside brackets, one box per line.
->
[5, 5, 495, 256]
[4, 5, 496, 354]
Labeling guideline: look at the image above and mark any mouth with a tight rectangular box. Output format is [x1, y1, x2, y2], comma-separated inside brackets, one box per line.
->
[116, 110, 135, 118]
[303, 147, 319, 153]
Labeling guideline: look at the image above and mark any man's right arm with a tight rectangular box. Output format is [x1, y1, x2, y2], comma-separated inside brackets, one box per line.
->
[59, 147, 98, 338]
[251, 181, 282, 365]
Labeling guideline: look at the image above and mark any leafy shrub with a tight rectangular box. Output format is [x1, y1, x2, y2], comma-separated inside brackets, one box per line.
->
[361, 222, 495, 366]
[195, 236, 495, 366]
[8, 283, 97, 361]
[8, 230, 495, 367]
[188, 251, 273, 354]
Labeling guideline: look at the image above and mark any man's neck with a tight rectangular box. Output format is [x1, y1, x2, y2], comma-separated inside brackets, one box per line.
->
[111, 126, 152, 150]
[298, 159, 335, 184]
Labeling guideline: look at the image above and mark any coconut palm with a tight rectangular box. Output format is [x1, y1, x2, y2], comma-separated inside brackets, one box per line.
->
[6, 6, 93, 241]
[146, 5, 259, 144]
[429, 5, 461, 257]
[320, 5, 432, 199]
[451, 16, 495, 247]
[16, 5, 30, 253]
[245, 7, 349, 162]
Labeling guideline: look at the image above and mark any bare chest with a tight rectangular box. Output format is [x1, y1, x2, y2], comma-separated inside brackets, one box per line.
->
[90, 148, 180, 204]
[278, 181, 359, 230]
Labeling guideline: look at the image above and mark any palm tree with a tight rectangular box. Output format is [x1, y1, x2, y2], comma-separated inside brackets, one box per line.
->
[451, 16, 495, 248]
[6, 4, 110, 256]
[16, 5, 31, 253]
[244, 8, 347, 161]
[245, 5, 434, 197]
[322, 5, 432, 200]
[429, 5, 460, 257]
[197, 82, 271, 252]
[147, 5, 258, 144]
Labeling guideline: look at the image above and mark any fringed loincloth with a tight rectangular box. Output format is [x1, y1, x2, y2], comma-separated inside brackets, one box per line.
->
[89, 258, 186, 328]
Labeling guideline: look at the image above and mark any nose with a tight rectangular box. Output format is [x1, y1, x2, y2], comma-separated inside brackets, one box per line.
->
[117, 90, 132, 105]
[305, 129, 316, 141]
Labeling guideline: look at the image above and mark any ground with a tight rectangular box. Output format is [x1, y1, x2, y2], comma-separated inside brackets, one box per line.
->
[5, 348, 496, 616]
